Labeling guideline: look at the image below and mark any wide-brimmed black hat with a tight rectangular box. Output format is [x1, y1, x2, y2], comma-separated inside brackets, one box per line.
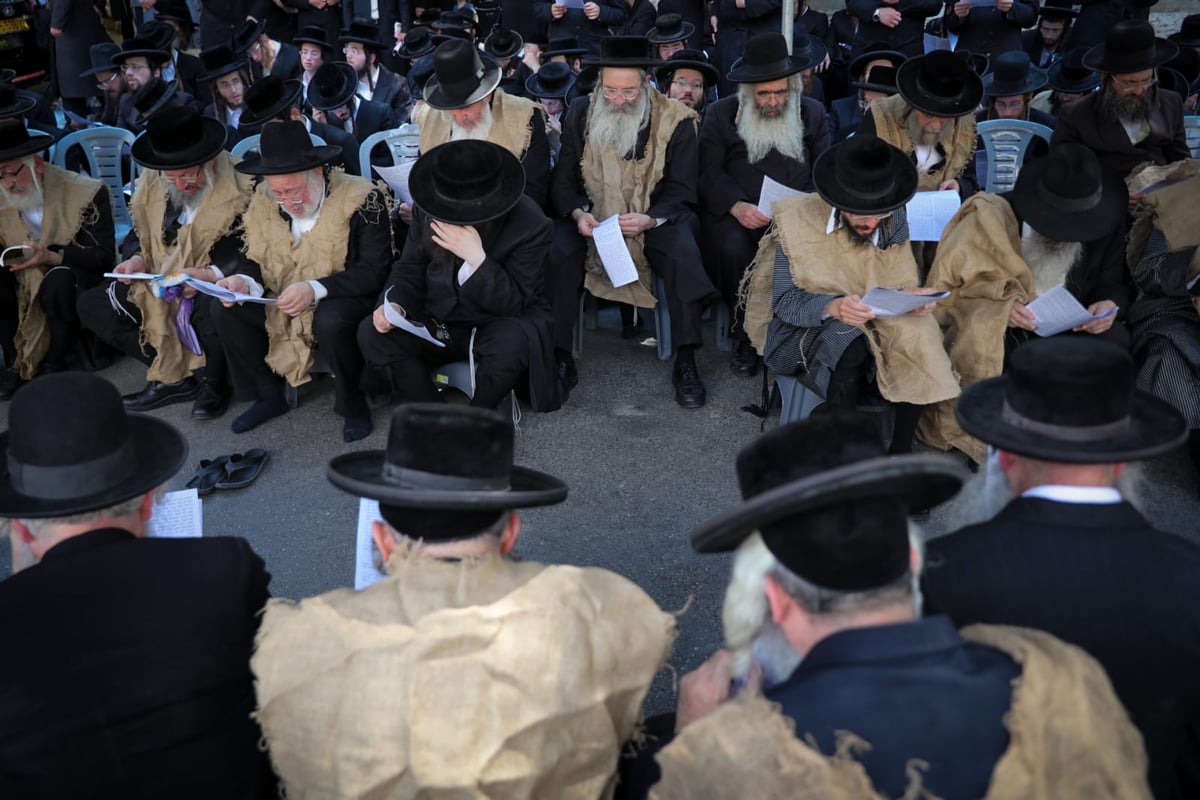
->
[1159, 67, 1191, 98]
[1039, 0, 1078, 20]
[1008, 143, 1125, 242]
[132, 76, 180, 124]
[408, 54, 436, 96]
[812, 135, 918, 216]
[983, 51, 1048, 96]
[564, 63, 598, 106]
[727, 31, 825, 82]
[1170, 14, 1200, 48]
[525, 61, 576, 98]
[198, 43, 248, 83]
[543, 36, 588, 59]
[306, 61, 357, 110]
[139, 20, 180, 54]
[896, 50, 983, 116]
[851, 65, 898, 95]
[395, 26, 438, 60]
[848, 45, 906, 81]
[654, 48, 719, 90]
[409, 140, 524, 225]
[583, 36, 657, 69]
[79, 42, 122, 78]
[0, 118, 52, 160]
[328, 404, 566, 540]
[1048, 46, 1100, 93]
[1165, 46, 1200, 92]
[293, 25, 332, 52]
[0, 83, 35, 117]
[484, 26, 523, 60]
[0, 374, 187, 518]
[1084, 20, 1177, 73]
[423, 39, 501, 109]
[236, 119, 341, 174]
[112, 35, 170, 67]
[690, 410, 966, 592]
[154, 0, 196, 30]
[957, 338, 1187, 463]
[231, 17, 267, 55]
[240, 75, 303, 125]
[131, 105, 228, 170]
[339, 21, 381, 50]
[433, 9, 474, 34]
[647, 13, 694, 45]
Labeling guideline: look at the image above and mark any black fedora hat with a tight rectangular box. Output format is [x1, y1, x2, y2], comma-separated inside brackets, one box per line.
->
[484, 25, 523, 60]
[306, 61, 357, 110]
[339, 20, 382, 50]
[198, 43, 248, 83]
[848, 44, 906, 81]
[1048, 46, 1100, 93]
[293, 25, 332, 51]
[0, 118, 53, 161]
[154, 0, 196, 30]
[132, 76, 181, 124]
[983, 51, 1048, 96]
[327, 404, 566, 540]
[240, 74, 303, 126]
[0, 82, 35, 118]
[812, 134, 918, 216]
[851, 65, 898, 95]
[1038, 0, 1078, 19]
[1009, 143, 1125, 242]
[408, 54, 436, 96]
[0, 373, 187, 518]
[564, 63, 598, 106]
[423, 39, 501, 110]
[231, 17, 268, 55]
[236, 119, 341, 175]
[896, 49, 984, 116]
[1171, 14, 1200, 49]
[112, 35, 170, 67]
[432, 9, 473, 33]
[690, 410, 966, 591]
[1083, 20, 1177, 73]
[542, 36, 588, 59]
[409, 140, 524, 225]
[79, 41, 122, 78]
[395, 26, 437, 60]
[525, 61, 576, 98]
[956, 337, 1187, 463]
[1165, 45, 1200, 90]
[647, 13, 694, 45]
[727, 31, 825, 83]
[139, 20, 180, 54]
[654, 48, 719, 90]
[582, 36, 657, 69]
[131, 105, 228, 170]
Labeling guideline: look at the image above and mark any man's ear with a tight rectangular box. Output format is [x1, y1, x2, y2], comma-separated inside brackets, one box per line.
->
[372, 520, 396, 563]
[137, 489, 157, 522]
[498, 512, 521, 555]
[997, 449, 1018, 474]
[763, 574, 794, 626]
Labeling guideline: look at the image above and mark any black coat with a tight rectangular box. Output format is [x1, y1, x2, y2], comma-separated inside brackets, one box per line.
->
[0, 528, 276, 799]
[343, 95, 396, 143]
[827, 95, 860, 144]
[611, 0, 657, 37]
[1069, 0, 1157, 51]
[367, 64, 412, 125]
[1052, 87, 1190, 179]
[175, 51, 213, 109]
[50, 0, 111, 100]
[533, 0, 626, 54]
[944, 0, 1038, 59]
[253, 42, 301, 82]
[846, 0, 941, 58]
[923, 498, 1200, 799]
[1021, 28, 1068, 69]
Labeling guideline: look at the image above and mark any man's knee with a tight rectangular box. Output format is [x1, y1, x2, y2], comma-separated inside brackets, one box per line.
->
[76, 284, 120, 331]
[36, 268, 77, 318]
[313, 299, 369, 343]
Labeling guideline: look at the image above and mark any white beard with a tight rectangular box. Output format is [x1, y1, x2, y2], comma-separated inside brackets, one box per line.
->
[722, 533, 802, 685]
[1020, 222, 1084, 295]
[735, 83, 807, 165]
[165, 164, 216, 214]
[586, 88, 649, 160]
[449, 104, 495, 142]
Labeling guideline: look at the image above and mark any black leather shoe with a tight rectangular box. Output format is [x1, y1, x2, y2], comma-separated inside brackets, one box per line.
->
[191, 378, 230, 419]
[0, 367, 23, 401]
[672, 354, 706, 409]
[729, 338, 760, 377]
[122, 377, 200, 411]
[557, 355, 579, 402]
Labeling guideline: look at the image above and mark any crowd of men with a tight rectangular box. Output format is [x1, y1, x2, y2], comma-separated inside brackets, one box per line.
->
[3, 2, 1200, 796]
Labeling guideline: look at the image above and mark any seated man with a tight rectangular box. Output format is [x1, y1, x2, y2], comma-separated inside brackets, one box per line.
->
[1032, 46, 1100, 118]
[547, 37, 715, 408]
[827, 45, 905, 144]
[699, 32, 830, 379]
[647, 12, 693, 61]
[339, 22, 411, 125]
[922, 145, 1129, 463]
[113, 36, 196, 135]
[741, 136, 958, 454]
[0, 121, 114, 398]
[79, 42, 127, 127]
[234, 75, 361, 176]
[197, 44, 252, 135]
[524, 62, 576, 167]
[630, 411, 1149, 798]
[654, 48, 719, 116]
[306, 61, 396, 144]
[0, 373, 275, 798]
[972, 51, 1054, 188]
[251, 403, 672, 797]
[1021, 0, 1075, 68]
[212, 122, 391, 441]
[77, 107, 253, 418]
[360, 140, 559, 412]
[232, 17, 301, 82]
[923, 337, 1196, 798]
[485, 26, 534, 99]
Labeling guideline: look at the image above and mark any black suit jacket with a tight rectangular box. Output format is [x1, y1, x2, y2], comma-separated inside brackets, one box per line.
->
[827, 95, 860, 144]
[923, 498, 1200, 799]
[366, 64, 412, 125]
[846, 0, 941, 57]
[348, 95, 395, 143]
[270, 43, 302, 81]
[1052, 87, 1190, 179]
[1021, 29, 1067, 69]
[944, 0, 1038, 58]
[176, 51, 213, 108]
[0, 528, 276, 799]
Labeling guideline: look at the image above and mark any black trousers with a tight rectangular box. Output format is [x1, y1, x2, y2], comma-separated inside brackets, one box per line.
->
[357, 314, 530, 410]
[211, 295, 372, 417]
[544, 212, 715, 354]
[76, 280, 226, 380]
[0, 265, 100, 369]
[824, 336, 924, 455]
[702, 213, 765, 339]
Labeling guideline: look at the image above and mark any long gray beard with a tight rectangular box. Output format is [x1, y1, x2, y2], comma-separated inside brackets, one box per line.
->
[0, 183, 42, 214]
[736, 83, 807, 164]
[905, 111, 943, 148]
[586, 89, 649, 160]
[1098, 84, 1154, 129]
[449, 103, 495, 141]
[1020, 223, 1084, 295]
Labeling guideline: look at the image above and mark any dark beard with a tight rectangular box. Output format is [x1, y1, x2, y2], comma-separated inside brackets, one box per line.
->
[1097, 84, 1154, 125]
[843, 219, 877, 247]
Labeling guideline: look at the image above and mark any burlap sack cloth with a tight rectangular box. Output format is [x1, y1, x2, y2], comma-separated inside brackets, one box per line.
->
[651, 624, 1150, 800]
[418, 90, 539, 161]
[920, 194, 1034, 463]
[579, 93, 697, 309]
[242, 170, 377, 386]
[128, 151, 253, 383]
[1127, 163, 1200, 318]
[252, 550, 675, 799]
[740, 194, 960, 406]
[1, 164, 105, 378]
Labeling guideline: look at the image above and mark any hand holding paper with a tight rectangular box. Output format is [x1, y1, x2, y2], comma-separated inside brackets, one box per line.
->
[373, 160, 416, 206]
[1027, 285, 1118, 337]
[381, 286, 445, 347]
[755, 176, 806, 220]
[592, 215, 639, 288]
[861, 287, 950, 317]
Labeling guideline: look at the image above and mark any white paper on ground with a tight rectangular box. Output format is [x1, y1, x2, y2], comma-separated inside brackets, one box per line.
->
[861, 287, 950, 317]
[185, 278, 278, 305]
[373, 160, 416, 205]
[755, 176, 807, 219]
[905, 190, 962, 242]
[355, 498, 387, 589]
[384, 286, 446, 347]
[592, 214, 640, 288]
[1027, 284, 1118, 337]
[148, 489, 203, 538]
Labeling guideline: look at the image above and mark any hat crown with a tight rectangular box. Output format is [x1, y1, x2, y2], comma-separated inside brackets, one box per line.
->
[245, 74, 285, 113]
[534, 61, 572, 89]
[1106, 19, 1155, 55]
[346, 21, 377, 41]
[1057, 46, 1091, 79]
[0, 82, 17, 109]
[833, 135, 898, 202]
[596, 35, 653, 62]
[862, 65, 897, 89]
[652, 12, 686, 37]
[430, 139, 505, 201]
[259, 120, 322, 170]
[486, 26, 519, 55]
[121, 35, 166, 59]
[432, 39, 485, 86]
[312, 62, 352, 103]
[1034, 142, 1103, 206]
[546, 36, 581, 53]
[744, 32, 789, 70]
[0, 118, 41, 153]
[200, 43, 240, 74]
[140, 20, 177, 52]
[384, 404, 513, 485]
[144, 105, 203, 155]
[1005, 338, 1134, 429]
[88, 41, 121, 70]
[913, 50, 974, 107]
[404, 26, 432, 50]
[993, 50, 1032, 84]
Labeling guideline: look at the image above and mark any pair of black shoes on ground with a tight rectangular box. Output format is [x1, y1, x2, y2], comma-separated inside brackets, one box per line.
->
[122, 375, 230, 419]
[555, 350, 706, 408]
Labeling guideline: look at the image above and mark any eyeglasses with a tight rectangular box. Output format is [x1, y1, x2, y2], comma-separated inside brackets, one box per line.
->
[165, 168, 203, 187]
[342, 46, 366, 56]
[601, 86, 641, 101]
[0, 163, 25, 183]
[120, 62, 151, 74]
[670, 79, 704, 92]
[270, 187, 307, 204]
[1111, 73, 1156, 92]
[96, 73, 120, 89]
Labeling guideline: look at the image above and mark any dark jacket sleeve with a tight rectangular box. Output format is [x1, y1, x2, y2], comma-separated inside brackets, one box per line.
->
[550, 101, 591, 218]
[379, 224, 429, 315]
[55, 185, 116, 275]
[457, 205, 553, 317]
[857, 105, 878, 137]
[316, 189, 393, 298]
[522, 110, 551, 209]
[645, 116, 699, 221]
[596, 0, 626, 25]
[698, 102, 745, 218]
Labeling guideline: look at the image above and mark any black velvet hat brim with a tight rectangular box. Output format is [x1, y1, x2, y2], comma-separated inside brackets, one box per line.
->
[408, 142, 526, 224]
[1008, 154, 1127, 242]
[896, 56, 985, 116]
[811, 143, 919, 215]
[239, 79, 304, 126]
[130, 115, 229, 170]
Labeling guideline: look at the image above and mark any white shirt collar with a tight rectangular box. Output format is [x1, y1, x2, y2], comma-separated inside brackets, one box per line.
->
[1022, 485, 1123, 505]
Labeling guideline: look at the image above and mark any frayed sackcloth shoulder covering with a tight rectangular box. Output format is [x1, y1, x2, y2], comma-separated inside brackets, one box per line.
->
[1127, 164, 1200, 319]
[418, 89, 539, 160]
[870, 93, 977, 191]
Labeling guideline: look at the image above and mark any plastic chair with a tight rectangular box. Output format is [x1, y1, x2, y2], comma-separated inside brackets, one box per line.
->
[573, 278, 672, 361]
[1185, 117, 1200, 160]
[51, 127, 136, 247]
[357, 123, 420, 172]
[431, 360, 476, 398]
[776, 374, 823, 425]
[231, 131, 328, 159]
[976, 119, 1053, 193]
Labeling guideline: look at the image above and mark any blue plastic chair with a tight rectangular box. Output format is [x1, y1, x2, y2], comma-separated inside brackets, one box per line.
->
[976, 119, 1053, 193]
[51, 127, 136, 247]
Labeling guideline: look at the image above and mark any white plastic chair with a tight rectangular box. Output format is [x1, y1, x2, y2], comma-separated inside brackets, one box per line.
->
[1185, 117, 1200, 159]
[976, 119, 1053, 193]
[51, 127, 136, 247]
[231, 131, 328, 159]
[357, 123, 420, 172]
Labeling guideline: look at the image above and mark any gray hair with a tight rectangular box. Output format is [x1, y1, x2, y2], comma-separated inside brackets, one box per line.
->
[15, 487, 162, 539]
